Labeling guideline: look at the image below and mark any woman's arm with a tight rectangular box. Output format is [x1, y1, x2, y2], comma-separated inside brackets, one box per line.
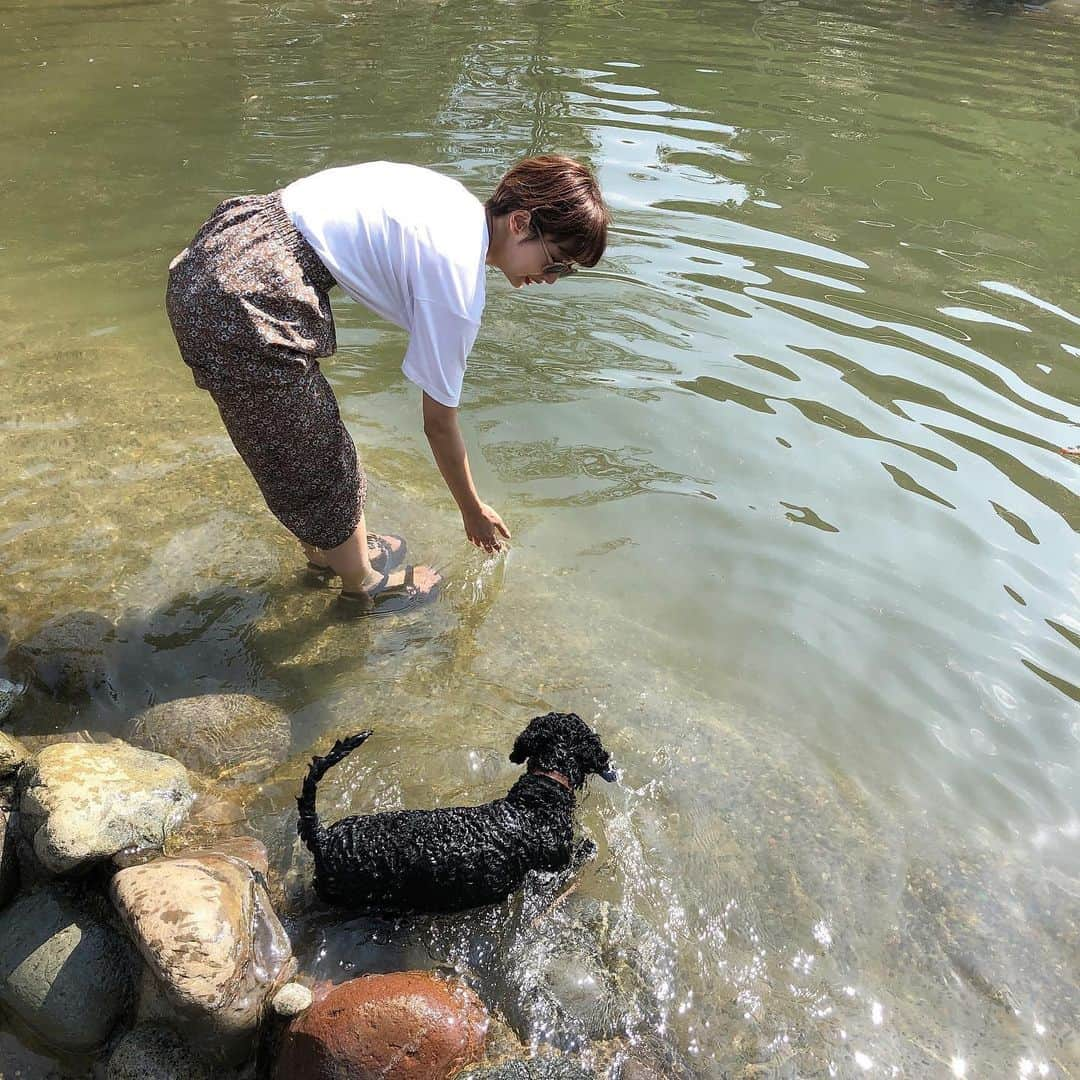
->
[422, 392, 510, 553]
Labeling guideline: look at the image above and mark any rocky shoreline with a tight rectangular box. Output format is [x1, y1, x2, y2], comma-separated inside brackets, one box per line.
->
[0, 617, 675, 1080]
[4, 605, 1078, 1077]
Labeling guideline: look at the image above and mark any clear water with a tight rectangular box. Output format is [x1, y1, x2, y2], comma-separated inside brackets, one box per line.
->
[1, 0, 1078, 1075]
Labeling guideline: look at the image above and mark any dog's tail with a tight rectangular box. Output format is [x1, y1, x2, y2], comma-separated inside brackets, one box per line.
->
[296, 730, 373, 853]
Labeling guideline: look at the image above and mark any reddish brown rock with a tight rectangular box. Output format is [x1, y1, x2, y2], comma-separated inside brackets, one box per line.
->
[275, 971, 488, 1080]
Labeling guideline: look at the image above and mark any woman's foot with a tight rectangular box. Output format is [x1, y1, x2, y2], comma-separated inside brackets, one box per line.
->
[337, 564, 442, 616]
[304, 534, 407, 580]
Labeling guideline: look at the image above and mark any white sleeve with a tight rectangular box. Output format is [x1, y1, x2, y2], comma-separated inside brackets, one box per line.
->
[401, 299, 479, 408]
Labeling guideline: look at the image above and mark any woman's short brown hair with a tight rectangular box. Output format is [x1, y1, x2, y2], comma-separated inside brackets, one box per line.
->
[486, 155, 610, 267]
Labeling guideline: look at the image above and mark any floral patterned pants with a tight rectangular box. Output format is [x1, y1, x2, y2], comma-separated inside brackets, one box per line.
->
[166, 192, 366, 550]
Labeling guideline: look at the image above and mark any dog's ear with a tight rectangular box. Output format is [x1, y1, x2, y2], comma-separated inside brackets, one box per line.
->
[509, 713, 554, 764]
[509, 727, 539, 764]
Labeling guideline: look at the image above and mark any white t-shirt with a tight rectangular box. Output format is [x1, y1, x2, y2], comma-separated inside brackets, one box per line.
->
[281, 162, 487, 408]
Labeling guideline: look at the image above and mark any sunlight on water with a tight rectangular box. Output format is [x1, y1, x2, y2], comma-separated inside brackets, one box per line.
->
[1, 0, 1079, 1074]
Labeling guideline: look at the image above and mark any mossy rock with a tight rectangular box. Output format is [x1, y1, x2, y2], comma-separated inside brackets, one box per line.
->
[127, 693, 291, 783]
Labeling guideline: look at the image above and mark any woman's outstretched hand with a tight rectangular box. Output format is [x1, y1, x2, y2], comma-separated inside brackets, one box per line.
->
[463, 503, 511, 554]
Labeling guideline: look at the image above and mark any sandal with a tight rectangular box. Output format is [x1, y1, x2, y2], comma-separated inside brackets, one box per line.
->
[336, 566, 441, 616]
[305, 534, 407, 583]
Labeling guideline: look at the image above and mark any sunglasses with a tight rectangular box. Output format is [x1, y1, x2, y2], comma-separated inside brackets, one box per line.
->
[534, 226, 578, 278]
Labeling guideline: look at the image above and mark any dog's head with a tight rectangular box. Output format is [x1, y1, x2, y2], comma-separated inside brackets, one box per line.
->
[509, 712, 617, 789]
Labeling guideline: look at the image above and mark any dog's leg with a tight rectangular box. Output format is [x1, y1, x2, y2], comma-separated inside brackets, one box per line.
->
[570, 838, 597, 868]
[529, 839, 597, 927]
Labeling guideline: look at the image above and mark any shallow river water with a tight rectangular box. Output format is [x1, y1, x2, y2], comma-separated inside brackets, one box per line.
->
[1, 0, 1079, 1075]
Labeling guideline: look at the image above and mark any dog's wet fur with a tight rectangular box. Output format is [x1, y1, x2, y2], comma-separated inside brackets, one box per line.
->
[296, 711, 616, 913]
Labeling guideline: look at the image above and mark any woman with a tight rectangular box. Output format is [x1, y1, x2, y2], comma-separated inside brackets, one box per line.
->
[167, 155, 609, 613]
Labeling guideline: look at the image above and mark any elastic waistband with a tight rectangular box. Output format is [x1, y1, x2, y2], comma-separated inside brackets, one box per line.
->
[265, 190, 336, 292]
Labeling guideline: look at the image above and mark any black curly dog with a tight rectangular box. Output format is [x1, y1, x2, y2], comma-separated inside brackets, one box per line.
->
[297, 712, 616, 913]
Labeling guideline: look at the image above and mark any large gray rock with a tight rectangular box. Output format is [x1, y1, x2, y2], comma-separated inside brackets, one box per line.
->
[19, 740, 195, 874]
[105, 1023, 216, 1080]
[0, 887, 137, 1053]
[127, 693, 291, 784]
[111, 843, 293, 1064]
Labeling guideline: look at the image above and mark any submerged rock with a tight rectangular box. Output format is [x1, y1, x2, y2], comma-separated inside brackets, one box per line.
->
[183, 834, 270, 876]
[0, 677, 27, 724]
[895, 852, 1080, 1035]
[19, 729, 121, 752]
[458, 1055, 597, 1079]
[104, 1023, 216, 1080]
[493, 898, 661, 1049]
[188, 789, 251, 829]
[111, 843, 293, 1065]
[127, 693, 292, 784]
[0, 1027, 67, 1080]
[0, 887, 137, 1054]
[6, 610, 116, 701]
[275, 971, 488, 1080]
[19, 740, 195, 874]
[0, 810, 17, 908]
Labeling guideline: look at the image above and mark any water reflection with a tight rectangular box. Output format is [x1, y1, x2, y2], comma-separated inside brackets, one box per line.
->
[485, 439, 702, 507]
[2, 0, 1079, 1073]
